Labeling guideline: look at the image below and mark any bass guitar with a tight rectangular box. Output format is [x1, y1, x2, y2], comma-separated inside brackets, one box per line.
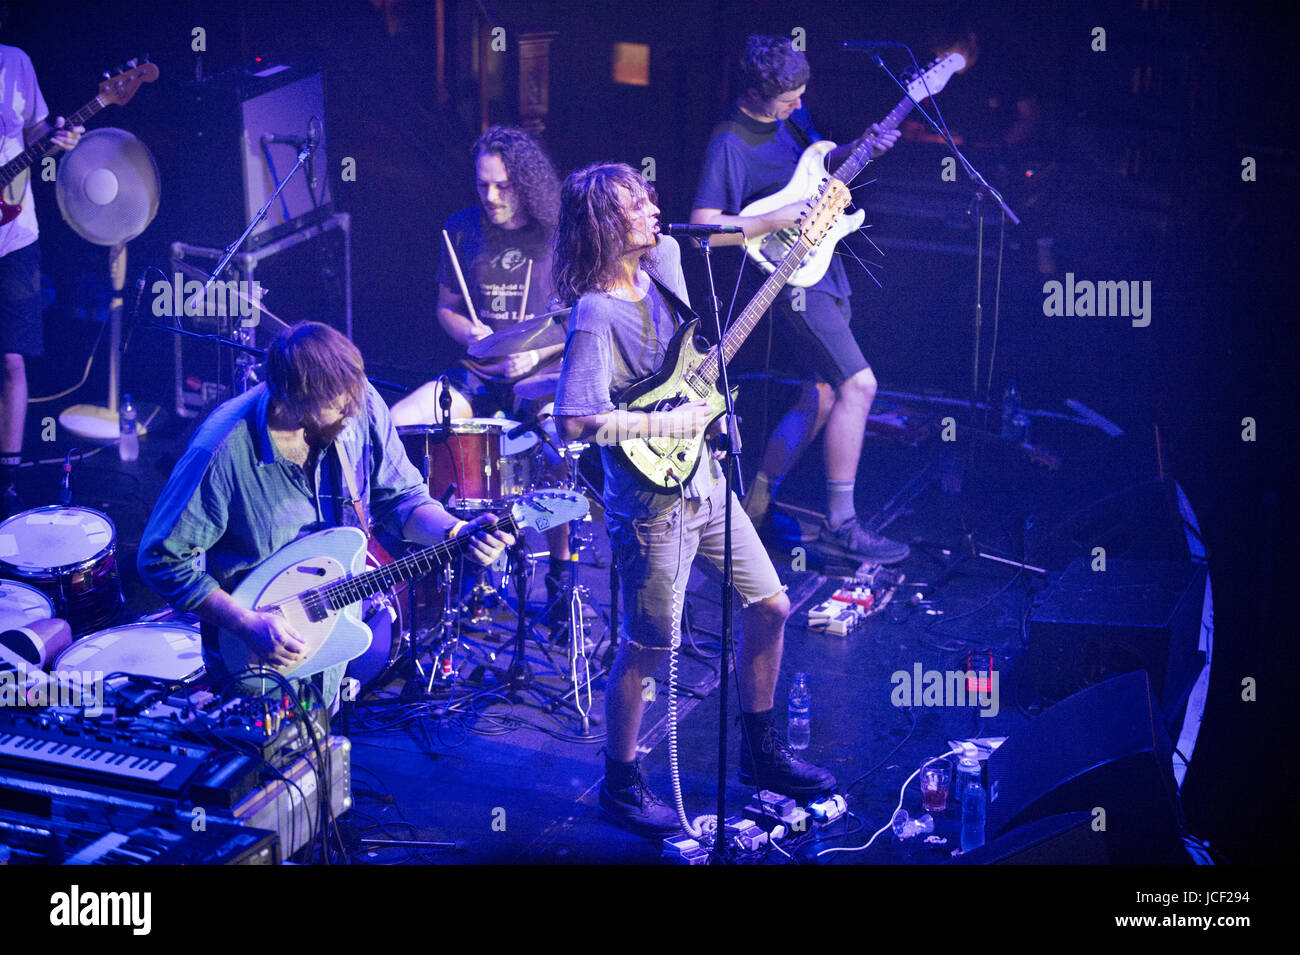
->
[1, 59, 159, 226]
[217, 489, 588, 682]
[740, 51, 966, 287]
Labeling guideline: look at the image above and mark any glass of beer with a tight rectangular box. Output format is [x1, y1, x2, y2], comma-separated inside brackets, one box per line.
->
[920, 758, 952, 812]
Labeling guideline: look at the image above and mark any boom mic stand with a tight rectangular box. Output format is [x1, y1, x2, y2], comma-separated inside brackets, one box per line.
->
[867, 50, 1032, 586]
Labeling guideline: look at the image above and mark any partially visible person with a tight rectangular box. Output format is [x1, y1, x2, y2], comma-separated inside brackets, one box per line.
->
[0, 42, 82, 516]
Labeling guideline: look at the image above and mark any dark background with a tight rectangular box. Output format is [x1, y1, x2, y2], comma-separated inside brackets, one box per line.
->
[4, 0, 1294, 865]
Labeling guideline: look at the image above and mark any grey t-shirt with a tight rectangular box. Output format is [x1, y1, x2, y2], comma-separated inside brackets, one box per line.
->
[554, 238, 718, 518]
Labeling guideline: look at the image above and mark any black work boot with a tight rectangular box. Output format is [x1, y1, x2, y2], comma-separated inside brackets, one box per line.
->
[738, 712, 837, 799]
[598, 758, 682, 838]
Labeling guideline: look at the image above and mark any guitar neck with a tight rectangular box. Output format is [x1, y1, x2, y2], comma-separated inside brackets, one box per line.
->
[830, 91, 919, 188]
[698, 232, 814, 386]
[316, 513, 520, 611]
[0, 97, 104, 189]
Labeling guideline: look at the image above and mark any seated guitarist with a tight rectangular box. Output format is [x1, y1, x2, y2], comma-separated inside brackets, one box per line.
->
[138, 322, 513, 700]
[552, 164, 834, 837]
[689, 35, 909, 564]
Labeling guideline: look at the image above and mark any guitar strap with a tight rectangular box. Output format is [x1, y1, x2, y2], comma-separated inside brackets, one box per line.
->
[333, 439, 372, 538]
[784, 117, 816, 152]
[642, 268, 698, 330]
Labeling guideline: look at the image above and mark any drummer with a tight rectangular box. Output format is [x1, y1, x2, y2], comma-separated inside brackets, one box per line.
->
[390, 126, 578, 619]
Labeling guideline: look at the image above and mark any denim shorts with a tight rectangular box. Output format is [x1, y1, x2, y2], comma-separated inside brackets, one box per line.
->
[606, 482, 787, 651]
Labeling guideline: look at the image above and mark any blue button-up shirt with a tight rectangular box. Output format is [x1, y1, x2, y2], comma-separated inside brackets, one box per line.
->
[138, 382, 434, 612]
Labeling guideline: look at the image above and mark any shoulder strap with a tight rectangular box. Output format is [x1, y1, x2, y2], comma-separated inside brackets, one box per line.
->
[642, 268, 698, 326]
[334, 437, 372, 539]
[784, 116, 815, 152]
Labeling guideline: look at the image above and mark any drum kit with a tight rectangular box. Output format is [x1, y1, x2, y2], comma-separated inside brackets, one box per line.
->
[0, 505, 202, 699]
[359, 312, 611, 728]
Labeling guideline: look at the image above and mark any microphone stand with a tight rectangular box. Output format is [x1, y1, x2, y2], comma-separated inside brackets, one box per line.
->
[185, 139, 317, 393]
[695, 234, 743, 854]
[868, 51, 1030, 584]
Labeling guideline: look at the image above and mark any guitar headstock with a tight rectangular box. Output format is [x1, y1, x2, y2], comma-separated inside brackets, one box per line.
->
[903, 51, 967, 103]
[97, 58, 160, 108]
[511, 488, 590, 533]
[798, 179, 851, 248]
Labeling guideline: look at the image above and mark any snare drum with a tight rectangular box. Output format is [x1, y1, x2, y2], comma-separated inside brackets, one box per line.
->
[0, 506, 123, 634]
[53, 622, 204, 683]
[400, 418, 540, 509]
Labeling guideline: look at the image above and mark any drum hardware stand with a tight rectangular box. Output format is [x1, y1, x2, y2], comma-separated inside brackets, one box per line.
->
[459, 533, 596, 734]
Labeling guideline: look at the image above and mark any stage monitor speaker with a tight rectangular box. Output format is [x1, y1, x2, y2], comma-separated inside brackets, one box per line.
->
[1026, 557, 1205, 724]
[947, 811, 1111, 864]
[986, 671, 1184, 864]
[172, 61, 331, 249]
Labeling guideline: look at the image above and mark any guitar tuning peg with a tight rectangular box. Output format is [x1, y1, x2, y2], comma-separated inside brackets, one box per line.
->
[102, 70, 111, 80]
[128, 58, 139, 68]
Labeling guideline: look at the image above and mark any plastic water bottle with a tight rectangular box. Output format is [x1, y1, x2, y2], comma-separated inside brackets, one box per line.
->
[958, 756, 986, 852]
[1000, 380, 1021, 442]
[787, 672, 811, 750]
[118, 394, 139, 462]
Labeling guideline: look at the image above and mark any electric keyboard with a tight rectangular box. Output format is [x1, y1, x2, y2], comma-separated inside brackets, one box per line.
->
[0, 718, 210, 795]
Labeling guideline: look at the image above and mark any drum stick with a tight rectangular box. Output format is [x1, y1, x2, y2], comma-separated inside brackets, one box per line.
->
[442, 229, 487, 330]
[518, 259, 532, 323]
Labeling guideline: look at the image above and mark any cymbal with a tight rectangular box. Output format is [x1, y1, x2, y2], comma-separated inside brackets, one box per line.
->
[468, 308, 570, 359]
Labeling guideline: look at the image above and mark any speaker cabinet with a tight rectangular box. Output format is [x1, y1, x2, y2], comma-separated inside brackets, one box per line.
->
[171, 61, 332, 249]
[947, 811, 1112, 865]
[986, 671, 1184, 864]
[1027, 557, 1205, 724]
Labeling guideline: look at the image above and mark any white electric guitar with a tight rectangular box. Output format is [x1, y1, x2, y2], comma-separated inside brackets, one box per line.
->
[741, 51, 967, 287]
[217, 489, 588, 683]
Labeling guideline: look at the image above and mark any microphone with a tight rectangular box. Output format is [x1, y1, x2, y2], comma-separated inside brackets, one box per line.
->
[261, 132, 310, 147]
[132, 270, 149, 319]
[437, 374, 452, 427]
[507, 412, 550, 442]
[842, 41, 906, 53]
[57, 449, 75, 506]
[304, 117, 322, 193]
[660, 223, 745, 237]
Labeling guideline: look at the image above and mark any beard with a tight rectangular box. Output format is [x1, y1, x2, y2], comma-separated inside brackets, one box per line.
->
[305, 416, 349, 446]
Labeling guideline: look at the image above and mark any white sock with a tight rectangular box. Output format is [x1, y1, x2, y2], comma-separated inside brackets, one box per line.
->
[827, 479, 856, 528]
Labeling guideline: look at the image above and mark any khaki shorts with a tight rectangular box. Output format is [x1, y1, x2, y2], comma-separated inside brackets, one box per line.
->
[607, 482, 787, 651]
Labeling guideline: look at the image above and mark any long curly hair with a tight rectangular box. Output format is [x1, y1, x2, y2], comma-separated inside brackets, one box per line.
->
[472, 126, 561, 232]
[738, 34, 810, 99]
[551, 163, 656, 306]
